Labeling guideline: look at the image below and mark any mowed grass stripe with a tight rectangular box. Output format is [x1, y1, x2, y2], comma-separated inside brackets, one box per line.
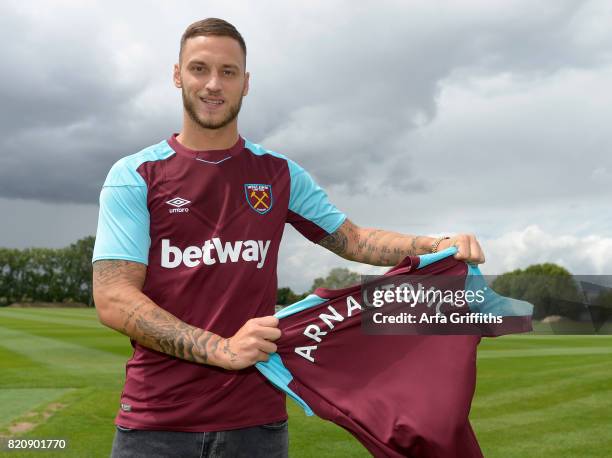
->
[0, 325, 125, 374]
[0, 311, 134, 359]
[480, 422, 612, 458]
[0, 309, 105, 329]
[477, 346, 612, 358]
[0, 388, 72, 430]
[2, 390, 370, 458]
[1, 309, 611, 457]
[2, 387, 120, 458]
[485, 334, 612, 341]
[475, 353, 609, 387]
[477, 355, 610, 379]
[0, 341, 123, 391]
[473, 337, 612, 457]
[3, 308, 100, 321]
[1, 364, 117, 390]
[478, 334, 612, 350]
[474, 361, 612, 410]
[489, 410, 612, 453]
[0, 345, 38, 369]
[473, 387, 612, 433]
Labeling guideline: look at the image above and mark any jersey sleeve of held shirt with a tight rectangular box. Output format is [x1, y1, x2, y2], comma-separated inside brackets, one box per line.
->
[91, 157, 151, 265]
[286, 159, 347, 243]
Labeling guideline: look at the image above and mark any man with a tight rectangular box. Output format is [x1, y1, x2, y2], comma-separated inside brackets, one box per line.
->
[92, 18, 485, 458]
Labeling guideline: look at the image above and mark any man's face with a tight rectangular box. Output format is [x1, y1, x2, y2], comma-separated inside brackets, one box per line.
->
[174, 35, 249, 130]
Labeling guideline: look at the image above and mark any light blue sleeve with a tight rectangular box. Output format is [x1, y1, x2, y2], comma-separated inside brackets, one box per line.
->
[92, 160, 150, 265]
[255, 353, 314, 416]
[286, 159, 347, 240]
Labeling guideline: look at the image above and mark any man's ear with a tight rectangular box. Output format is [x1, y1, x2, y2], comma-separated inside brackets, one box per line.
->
[243, 71, 250, 96]
[173, 63, 182, 88]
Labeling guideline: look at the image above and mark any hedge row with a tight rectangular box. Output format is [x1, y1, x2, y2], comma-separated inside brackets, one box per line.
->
[0, 236, 95, 306]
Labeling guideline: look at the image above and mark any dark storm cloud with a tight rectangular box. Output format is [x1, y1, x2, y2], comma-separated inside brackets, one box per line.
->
[0, 2, 178, 203]
[242, 0, 612, 193]
[0, 1, 611, 204]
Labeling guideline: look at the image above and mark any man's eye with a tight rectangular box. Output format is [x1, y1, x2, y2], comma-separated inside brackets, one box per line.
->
[224, 70, 235, 76]
[193, 66, 203, 72]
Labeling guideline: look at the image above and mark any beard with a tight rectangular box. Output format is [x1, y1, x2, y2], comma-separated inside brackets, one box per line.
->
[182, 88, 243, 130]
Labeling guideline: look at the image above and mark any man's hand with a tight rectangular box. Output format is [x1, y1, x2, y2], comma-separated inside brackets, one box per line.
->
[219, 316, 282, 370]
[436, 234, 485, 264]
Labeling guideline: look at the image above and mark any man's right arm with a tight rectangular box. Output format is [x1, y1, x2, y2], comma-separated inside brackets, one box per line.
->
[92, 259, 280, 370]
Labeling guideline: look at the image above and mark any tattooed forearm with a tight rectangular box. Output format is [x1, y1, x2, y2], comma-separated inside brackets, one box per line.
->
[93, 259, 225, 366]
[223, 338, 238, 363]
[317, 219, 436, 266]
[93, 259, 142, 286]
[133, 307, 215, 363]
[318, 229, 348, 255]
[209, 335, 222, 356]
[411, 236, 419, 256]
[120, 302, 145, 334]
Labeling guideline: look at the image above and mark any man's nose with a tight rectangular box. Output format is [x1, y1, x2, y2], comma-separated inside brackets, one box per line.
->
[205, 71, 222, 92]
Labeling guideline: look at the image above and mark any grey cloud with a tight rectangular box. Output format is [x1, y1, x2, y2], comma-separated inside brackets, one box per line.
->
[1, 0, 611, 207]
[0, 2, 179, 203]
[0, 5, 141, 132]
[245, 0, 612, 193]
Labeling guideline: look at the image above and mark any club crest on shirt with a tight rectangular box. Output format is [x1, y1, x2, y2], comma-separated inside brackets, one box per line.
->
[244, 184, 273, 215]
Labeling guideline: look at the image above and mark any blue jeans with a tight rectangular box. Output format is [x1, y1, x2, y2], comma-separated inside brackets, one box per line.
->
[110, 420, 289, 458]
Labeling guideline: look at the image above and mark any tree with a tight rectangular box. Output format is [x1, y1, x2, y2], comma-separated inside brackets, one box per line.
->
[592, 289, 612, 328]
[276, 287, 308, 305]
[63, 236, 95, 305]
[0, 248, 26, 306]
[310, 267, 361, 292]
[491, 263, 581, 320]
[0, 236, 95, 306]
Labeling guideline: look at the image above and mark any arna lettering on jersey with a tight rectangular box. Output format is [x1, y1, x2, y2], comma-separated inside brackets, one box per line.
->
[256, 248, 533, 458]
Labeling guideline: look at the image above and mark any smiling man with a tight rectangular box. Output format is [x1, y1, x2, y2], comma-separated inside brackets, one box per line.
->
[92, 18, 485, 458]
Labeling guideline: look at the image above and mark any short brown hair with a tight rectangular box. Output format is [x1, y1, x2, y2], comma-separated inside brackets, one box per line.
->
[180, 18, 247, 63]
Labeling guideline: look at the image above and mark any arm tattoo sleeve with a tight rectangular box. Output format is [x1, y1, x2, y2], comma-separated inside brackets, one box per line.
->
[317, 220, 431, 266]
[93, 260, 224, 365]
[318, 229, 349, 256]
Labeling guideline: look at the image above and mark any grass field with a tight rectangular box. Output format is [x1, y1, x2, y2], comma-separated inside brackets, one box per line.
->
[0, 308, 611, 457]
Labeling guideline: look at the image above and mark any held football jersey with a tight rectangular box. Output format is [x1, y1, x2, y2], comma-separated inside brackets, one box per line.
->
[256, 248, 533, 457]
[92, 134, 346, 431]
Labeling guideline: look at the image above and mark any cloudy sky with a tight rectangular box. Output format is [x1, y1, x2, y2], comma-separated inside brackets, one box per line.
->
[1, 0, 611, 292]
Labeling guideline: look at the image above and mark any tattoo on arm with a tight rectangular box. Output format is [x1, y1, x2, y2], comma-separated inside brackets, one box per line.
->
[411, 236, 419, 256]
[93, 260, 224, 365]
[93, 259, 145, 288]
[121, 302, 145, 335]
[316, 220, 427, 266]
[318, 219, 362, 257]
[223, 338, 238, 363]
[133, 308, 215, 363]
[318, 229, 348, 256]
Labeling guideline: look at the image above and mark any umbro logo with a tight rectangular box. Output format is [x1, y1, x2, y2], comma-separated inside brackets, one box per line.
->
[167, 197, 190, 207]
[166, 197, 191, 213]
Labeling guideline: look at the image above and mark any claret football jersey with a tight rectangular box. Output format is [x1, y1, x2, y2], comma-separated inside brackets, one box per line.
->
[256, 248, 533, 457]
[92, 134, 346, 431]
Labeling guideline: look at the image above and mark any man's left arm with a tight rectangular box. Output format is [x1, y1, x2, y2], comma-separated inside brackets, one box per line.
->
[318, 219, 485, 266]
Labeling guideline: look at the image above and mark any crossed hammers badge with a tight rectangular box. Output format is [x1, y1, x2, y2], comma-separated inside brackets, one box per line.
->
[244, 184, 273, 214]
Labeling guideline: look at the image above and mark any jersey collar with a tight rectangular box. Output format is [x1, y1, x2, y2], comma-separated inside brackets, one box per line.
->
[167, 133, 245, 164]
